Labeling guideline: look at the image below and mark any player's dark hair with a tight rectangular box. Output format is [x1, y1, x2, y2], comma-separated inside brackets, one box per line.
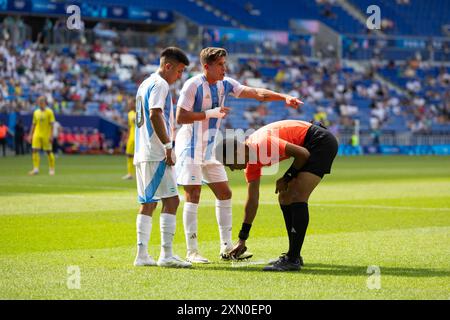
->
[160, 47, 190, 66]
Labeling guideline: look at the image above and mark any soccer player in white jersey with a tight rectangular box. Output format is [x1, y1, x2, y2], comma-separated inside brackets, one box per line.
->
[133, 47, 192, 268]
[176, 47, 303, 263]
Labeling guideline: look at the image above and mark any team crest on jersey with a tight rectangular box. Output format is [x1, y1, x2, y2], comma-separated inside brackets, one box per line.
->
[136, 96, 144, 128]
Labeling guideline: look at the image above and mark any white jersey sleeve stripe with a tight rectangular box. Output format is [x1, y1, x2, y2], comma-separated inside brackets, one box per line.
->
[164, 91, 172, 137]
[144, 84, 156, 141]
[189, 84, 204, 158]
[205, 83, 220, 161]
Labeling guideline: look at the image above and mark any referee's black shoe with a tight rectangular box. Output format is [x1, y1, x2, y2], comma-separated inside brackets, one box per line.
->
[263, 255, 301, 271]
[268, 253, 304, 266]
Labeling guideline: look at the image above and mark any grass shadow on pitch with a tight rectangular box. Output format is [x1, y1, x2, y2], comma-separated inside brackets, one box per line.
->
[201, 262, 450, 278]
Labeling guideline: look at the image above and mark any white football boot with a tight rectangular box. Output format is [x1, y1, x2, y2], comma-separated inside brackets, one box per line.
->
[157, 255, 192, 268]
[134, 255, 157, 267]
[186, 250, 210, 264]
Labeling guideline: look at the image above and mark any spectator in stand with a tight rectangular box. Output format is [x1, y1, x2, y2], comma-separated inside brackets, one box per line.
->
[65, 128, 78, 153]
[314, 107, 330, 127]
[88, 128, 102, 152]
[0, 30, 446, 143]
[79, 128, 89, 153]
[14, 117, 25, 155]
[0, 120, 8, 156]
[52, 120, 63, 155]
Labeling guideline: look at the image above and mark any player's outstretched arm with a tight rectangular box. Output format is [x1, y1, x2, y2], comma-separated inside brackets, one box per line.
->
[238, 86, 304, 109]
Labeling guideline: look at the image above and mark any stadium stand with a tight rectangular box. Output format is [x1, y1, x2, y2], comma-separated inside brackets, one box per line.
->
[348, 0, 450, 36]
[0, 0, 448, 155]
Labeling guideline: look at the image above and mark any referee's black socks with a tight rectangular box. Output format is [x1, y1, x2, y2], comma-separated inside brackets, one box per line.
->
[288, 202, 309, 262]
[280, 204, 292, 255]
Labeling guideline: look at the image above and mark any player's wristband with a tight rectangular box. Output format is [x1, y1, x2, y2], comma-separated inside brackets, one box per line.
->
[238, 223, 252, 241]
[283, 165, 301, 182]
[163, 142, 173, 150]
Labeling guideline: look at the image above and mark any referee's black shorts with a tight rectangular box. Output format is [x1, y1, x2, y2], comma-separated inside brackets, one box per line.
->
[300, 124, 338, 178]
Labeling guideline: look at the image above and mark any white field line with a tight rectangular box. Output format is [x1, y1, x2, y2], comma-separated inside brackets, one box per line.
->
[0, 183, 131, 191]
[307, 203, 450, 212]
[193, 200, 450, 212]
[0, 188, 450, 212]
[230, 260, 268, 268]
[1, 193, 131, 199]
[1, 184, 449, 212]
[0, 200, 450, 216]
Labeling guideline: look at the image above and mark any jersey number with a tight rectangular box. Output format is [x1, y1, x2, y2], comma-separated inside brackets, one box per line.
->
[136, 96, 144, 128]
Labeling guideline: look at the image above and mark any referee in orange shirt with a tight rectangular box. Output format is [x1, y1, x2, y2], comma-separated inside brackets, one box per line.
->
[216, 120, 338, 271]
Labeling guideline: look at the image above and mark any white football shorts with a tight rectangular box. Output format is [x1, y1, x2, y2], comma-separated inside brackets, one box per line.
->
[175, 161, 228, 186]
[136, 161, 178, 203]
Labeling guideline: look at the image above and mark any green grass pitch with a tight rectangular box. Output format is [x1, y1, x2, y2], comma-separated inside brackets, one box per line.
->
[0, 155, 449, 299]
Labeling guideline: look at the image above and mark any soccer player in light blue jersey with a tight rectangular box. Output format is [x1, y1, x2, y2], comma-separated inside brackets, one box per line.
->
[133, 47, 191, 268]
[175, 47, 303, 263]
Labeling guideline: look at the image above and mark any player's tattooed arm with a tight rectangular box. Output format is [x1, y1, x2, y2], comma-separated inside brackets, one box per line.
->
[238, 87, 272, 101]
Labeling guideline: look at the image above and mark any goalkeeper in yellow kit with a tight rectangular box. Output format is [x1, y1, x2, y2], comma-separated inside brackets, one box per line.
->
[28, 96, 56, 176]
[122, 97, 136, 180]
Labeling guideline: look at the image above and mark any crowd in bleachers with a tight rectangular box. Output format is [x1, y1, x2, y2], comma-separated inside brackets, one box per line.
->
[0, 36, 142, 127]
[1, 34, 448, 138]
[377, 58, 450, 133]
[55, 127, 105, 154]
[0, 13, 448, 153]
[348, 0, 449, 37]
[202, 0, 449, 37]
[225, 54, 449, 136]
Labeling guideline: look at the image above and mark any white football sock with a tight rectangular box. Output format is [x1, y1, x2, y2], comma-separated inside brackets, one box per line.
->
[160, 213, 176, 259]
[216, 199, 232, 252]
[136, 214, 152, 258]
[183, 202, 199, 252]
